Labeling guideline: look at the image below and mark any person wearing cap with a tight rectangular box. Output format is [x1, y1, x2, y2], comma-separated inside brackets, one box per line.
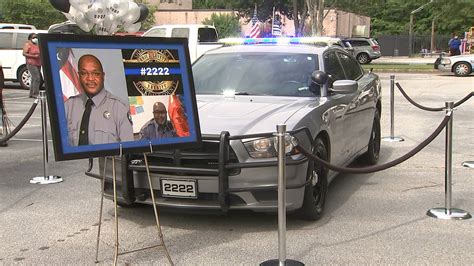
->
[65, 54, 133, 146]
[139, 101, 176, 140]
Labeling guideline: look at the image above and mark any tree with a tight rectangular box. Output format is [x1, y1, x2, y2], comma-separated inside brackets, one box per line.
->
[202, 13, 241, 38]
[0, 0, 65, 29]
[135, 0, 158, 31]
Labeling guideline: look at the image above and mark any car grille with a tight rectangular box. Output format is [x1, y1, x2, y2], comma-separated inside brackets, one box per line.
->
[130, 140, 240, 176]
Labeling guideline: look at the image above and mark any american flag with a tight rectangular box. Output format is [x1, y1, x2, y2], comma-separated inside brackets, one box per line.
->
[57, 48, 82, 101]
[272, 13, 282, 37]
[249, 5, 260, 38]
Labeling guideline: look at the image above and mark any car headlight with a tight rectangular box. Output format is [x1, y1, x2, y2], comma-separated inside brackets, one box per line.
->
[243, 135, 299, 159]
[440, 58, 451, 65]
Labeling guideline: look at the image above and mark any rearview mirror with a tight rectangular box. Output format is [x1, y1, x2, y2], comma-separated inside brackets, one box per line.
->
[311, 70, 328, 85]
[332, 80, 358, 94]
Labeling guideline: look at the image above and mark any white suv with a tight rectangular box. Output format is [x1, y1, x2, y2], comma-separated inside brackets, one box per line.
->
[0, 28, 46, 89]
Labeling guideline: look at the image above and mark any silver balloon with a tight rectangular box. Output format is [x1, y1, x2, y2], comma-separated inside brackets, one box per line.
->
[103, 13, 120, 34]
[124, 22, 141, 33]
[95, 23, 109, 36]
[86, 2, 107, 24]
[106, 0, 129, 19]
[121, 1, 141, 25]
[66, 6, 94, 32]
[69, 0, 90, 13]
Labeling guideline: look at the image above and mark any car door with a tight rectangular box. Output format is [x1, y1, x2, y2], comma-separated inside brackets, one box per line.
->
[322, 50, 358, 165]
[337, 51, 376, 155]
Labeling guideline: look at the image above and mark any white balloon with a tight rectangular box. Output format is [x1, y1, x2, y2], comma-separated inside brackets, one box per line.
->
[104, 13, 120, 34]
[66, 6, 94, 32]
[124, 22, 141, 33]
[70, 0, 91, 13]
[121, 2, 140, 25]
[95, 23, 109, 36]
[107, 0, 129, 19]
[86, 2, 107, 24]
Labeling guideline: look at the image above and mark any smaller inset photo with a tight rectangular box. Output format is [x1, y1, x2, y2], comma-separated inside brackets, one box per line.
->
[129, 95, 190, 141]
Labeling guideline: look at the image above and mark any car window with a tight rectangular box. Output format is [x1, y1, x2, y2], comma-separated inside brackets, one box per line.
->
[349, 40, 369, 47]
[337, 52, 363, 80]
[323, 51, 345, 87]
[146, 28, 166, 37]
[0, 32, 13, 48]
[193, 52, 319, 97]
[198, 28, 218, 42]
[171, 28, 189, 38]
[15, 33, 30, 49]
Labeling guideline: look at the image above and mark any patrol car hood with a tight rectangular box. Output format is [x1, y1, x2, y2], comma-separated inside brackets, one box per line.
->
[196, 95, 311, 135]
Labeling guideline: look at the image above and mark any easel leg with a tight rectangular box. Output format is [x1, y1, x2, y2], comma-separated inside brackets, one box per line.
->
[112, 157, 119, 266]
[95, 158, 107, 263]
[143, 153, 174, 265]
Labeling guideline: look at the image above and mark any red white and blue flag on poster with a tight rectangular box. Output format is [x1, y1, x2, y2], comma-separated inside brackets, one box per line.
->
[249, 5, 260, 38]
[57, 48, 82, 101]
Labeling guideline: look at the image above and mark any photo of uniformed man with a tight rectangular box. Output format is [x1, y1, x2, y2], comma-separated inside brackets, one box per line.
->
[139, 101, 176, 140]
[65, 54, 133, 146]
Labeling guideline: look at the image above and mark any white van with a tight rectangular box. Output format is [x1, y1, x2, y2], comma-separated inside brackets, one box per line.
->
[0, 28, 46, 89]
[0, 23, 36, 30]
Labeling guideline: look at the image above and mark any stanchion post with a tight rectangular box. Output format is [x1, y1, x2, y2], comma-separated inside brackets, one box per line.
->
[382, 75, 404, 143]
[427, 102, 471, 220]
[261, 124, 303, 266]
[30, 91, 63, 184]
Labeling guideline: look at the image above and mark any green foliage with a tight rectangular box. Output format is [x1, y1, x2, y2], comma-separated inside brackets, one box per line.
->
[202, 13, 241, 38]
[0, 0, 65, 29]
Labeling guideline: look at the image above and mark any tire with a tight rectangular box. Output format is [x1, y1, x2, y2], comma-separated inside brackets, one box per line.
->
[453, 62, 472, 77]
[362, 110, 381, 165]
[18, 66, 31, 90]
[298, 138, 329, 221]
[356, 53, 370, 64]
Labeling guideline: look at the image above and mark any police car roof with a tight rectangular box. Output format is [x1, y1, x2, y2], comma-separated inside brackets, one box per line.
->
[206, 43, 328, 55]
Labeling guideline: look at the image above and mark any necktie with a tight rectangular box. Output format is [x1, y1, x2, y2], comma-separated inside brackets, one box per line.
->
[78, 98, 93, 146]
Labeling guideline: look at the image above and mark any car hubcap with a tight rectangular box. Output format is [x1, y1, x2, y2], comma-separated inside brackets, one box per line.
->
[311, 170, 319, 186]
[22, 71, 31, 87]
[359, 54, 368, 63]
[456, 64, 468, 75]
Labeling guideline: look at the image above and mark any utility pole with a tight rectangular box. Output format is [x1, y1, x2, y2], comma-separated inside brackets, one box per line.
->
[408, 0, 433, 57]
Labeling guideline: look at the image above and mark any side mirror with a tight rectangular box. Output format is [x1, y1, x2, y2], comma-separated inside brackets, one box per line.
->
[332, 80, 358, 94]
[311, 70, 328, 85]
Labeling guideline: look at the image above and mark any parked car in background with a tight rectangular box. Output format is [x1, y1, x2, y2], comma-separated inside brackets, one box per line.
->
[343, 37, 381, 64]
[434, 54, 474, 77]
[94, 37, 382, 221]
[0, 28, 47, 90]
[0, 23, 36, 30]
[48, 21, 91, 35]
[143, 24, 222, 62]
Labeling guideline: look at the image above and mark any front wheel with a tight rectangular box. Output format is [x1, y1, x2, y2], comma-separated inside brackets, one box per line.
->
[362, 110, 381, 165]
[18, 66, 31, 90]
[453, 62, 472, 77]
[298, 138, 329, 221]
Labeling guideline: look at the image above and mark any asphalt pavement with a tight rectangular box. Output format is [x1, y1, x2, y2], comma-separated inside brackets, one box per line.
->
[0, 72, 473, 264]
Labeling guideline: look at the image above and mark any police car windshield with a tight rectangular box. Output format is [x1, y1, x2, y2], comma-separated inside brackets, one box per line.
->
[193, 52, 319, 97]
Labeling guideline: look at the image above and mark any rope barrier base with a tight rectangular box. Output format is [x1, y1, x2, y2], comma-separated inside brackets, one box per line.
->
[461, 161, 474, 169]
[427, 208, 471, 220]
[30, 175, 63, 185]
[382, 136, 405, 142]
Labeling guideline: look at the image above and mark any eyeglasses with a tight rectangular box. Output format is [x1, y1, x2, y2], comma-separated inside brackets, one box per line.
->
[78, 71, 103, 78]
[153, 110, 167, 114]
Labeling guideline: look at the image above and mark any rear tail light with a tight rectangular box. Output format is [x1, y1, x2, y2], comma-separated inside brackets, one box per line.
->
[372, 45, 380, 51]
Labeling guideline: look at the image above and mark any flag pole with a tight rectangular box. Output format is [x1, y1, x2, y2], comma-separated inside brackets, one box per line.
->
[272, 6, 275, 36]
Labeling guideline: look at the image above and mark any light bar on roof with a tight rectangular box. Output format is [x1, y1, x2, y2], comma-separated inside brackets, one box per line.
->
[220, 37, 338, 46]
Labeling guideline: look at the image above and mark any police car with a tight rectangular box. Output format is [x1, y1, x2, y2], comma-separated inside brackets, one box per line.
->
[97, 37, 382, 220]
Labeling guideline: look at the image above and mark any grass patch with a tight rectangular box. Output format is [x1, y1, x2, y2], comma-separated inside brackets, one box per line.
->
[362, 63, 435, 71]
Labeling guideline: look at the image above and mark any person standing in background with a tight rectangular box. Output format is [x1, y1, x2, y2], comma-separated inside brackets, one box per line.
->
[22, 33, 42, 98]
[449, 36, 461, 56]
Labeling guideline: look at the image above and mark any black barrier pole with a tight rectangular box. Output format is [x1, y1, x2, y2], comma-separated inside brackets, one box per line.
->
[30, 91, 62, 185]
[261, 124, 303, 266]
[427, 102, 471, 220]
[382, 75, 404, 142]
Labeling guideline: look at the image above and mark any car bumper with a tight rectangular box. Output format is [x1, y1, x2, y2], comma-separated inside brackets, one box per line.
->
[94, 129, 313, 213]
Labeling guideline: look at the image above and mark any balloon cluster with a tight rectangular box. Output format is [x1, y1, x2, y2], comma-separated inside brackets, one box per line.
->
[49, 0, 149, 35]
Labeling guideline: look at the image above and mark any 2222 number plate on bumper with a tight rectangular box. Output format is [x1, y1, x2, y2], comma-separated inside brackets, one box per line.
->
[160, 179, 197, 199]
